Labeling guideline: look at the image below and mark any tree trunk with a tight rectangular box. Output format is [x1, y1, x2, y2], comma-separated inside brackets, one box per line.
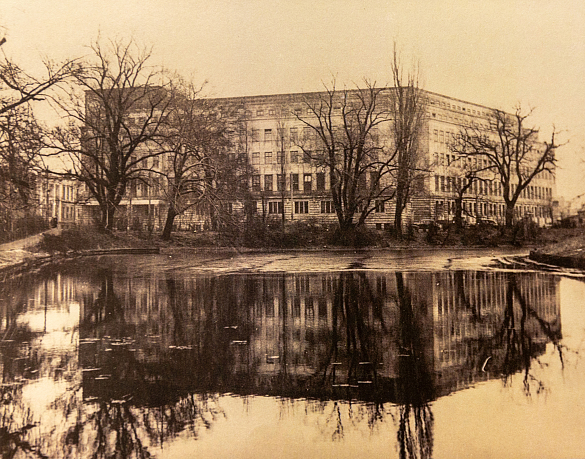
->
[505, 204, 515, 228]
[394, 179, 407, 237]
[102, 203, 116, 232]
[337, 218, 356, 245]
[161, 206, 178, 240]
[454, 197, 463, 229]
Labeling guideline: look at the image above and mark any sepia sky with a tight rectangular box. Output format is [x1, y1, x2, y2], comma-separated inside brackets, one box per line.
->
[2, 0, 585, 199]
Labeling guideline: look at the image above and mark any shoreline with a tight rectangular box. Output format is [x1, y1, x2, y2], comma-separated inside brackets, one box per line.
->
[1, 226, 583, 277]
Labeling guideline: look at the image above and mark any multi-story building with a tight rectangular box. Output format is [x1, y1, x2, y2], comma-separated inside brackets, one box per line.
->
[36, 172, 82, 227]
[77, 87, 556, 231]
[214, 89, 555, 229]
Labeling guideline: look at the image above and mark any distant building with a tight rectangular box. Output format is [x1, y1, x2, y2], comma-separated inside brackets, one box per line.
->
[36, 173, 82, 228]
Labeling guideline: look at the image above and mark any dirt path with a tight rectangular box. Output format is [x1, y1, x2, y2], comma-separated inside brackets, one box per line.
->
[0, 228, 61, 268]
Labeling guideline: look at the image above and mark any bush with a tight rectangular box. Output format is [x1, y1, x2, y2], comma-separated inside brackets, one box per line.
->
[0, 214, 49, 244]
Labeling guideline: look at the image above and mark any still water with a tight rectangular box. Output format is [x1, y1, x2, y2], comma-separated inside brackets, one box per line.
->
[1, 252, 584, 458]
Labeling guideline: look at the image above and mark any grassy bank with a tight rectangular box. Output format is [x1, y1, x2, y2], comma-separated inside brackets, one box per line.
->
[31, 225, 585, 254]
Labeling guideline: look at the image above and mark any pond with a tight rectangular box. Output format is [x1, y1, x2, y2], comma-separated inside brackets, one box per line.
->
[1, 251, 584, 458]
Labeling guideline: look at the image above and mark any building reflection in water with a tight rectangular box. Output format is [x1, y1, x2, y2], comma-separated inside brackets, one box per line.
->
[0, 261, 561, 458]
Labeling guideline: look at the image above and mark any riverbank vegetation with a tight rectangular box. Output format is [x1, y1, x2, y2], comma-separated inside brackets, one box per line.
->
[33, 224, 584, 254]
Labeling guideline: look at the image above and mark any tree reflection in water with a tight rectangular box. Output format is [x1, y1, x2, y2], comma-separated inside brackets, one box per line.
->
[393, 272, 434, 459]
[0, 262, 566, 458]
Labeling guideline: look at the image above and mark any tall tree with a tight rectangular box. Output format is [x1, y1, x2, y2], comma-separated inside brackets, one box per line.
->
[47, 37, 174, 231]
[450, 106, 559, 227]
[0, 33, 80, 234]
[159, 81, 233, 240]
[276, 110, 288, 234]
[295, 80, 395, 240]
[1, 35, 81, 115]
[0, 105, 43, 229]
[390, 49, 427, 237]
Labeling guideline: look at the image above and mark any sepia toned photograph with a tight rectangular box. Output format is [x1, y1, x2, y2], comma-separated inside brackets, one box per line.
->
[1, 1, 585, 457]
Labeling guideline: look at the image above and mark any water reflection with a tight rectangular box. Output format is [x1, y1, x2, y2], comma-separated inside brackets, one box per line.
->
[0, 259, 562, 458]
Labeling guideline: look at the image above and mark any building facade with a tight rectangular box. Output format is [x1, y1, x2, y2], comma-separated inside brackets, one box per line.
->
[36, 173, 82, 228]
[77, 87, 556, 232]
[214, 89, 555, 230]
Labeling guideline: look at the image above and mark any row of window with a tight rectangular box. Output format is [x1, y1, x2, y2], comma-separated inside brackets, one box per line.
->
[265, 200, 334, 215]
[436, 200, 552, 219]
[246, 107, 307, 118]
[251, 150, 320, 165]
[429, 99, 488, 117]
[265, 200, 386, 215]
[434, 175, 552, 200]
[249, 126, 379, 144]
[435, 175, 501, 196]
[251, 127, 312, 143]
[437, 200, 505, 217]
[252, 173, 327, 192]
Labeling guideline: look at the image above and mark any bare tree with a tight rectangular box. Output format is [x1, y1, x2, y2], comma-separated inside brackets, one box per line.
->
[389, 49, 427, 237]
[159, 81, 232, 240]
[0, 35, 80, 115]
[47, 37, 174, 231]
[442, 155, 496, 228]
[451, 106, 559, 227]
[276, 109, 288, 233]
[295, 80, 395, 241]
[0, 105, 43, 225]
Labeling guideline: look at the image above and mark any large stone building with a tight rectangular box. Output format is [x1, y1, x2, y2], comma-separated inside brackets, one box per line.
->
[204, 89, 556, 231]
[78, 87, 556, 232]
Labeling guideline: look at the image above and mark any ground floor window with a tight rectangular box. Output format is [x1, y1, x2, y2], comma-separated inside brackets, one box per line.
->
[268, 201, 283, 214]
[295, 201, 309, 214]
[321, 201, 334, 213]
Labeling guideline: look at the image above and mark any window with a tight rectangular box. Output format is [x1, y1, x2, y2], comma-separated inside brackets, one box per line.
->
[264, 175, 273, 191]
[291, 174, 299, 191]
[321, 200, 334, 213]
[295, 201, 309, 214]
[251, 129, 260, 142]
[435, 175, 440, 192]
[303, 174, 312, 192]
[276, 151, 285, 164]
[252, 152, 260, 164]
[153, 157, 160, 169]
[264, 129, 272, 142]
[256, 109, 264, 116]
[290, 150, 298, 163]
[370, 172, 379, 192]
[316, 172, 325, 191]
[302, 150, 312, 164]
[268, 201, 282, 214]
[268, 109, 275, 115]
[375, 200, 385, 213]
[264, 151, 272, 164]
[252, 175, 261, 191]
[290, 127, 298, 143]
[277, 174, 285, 191]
